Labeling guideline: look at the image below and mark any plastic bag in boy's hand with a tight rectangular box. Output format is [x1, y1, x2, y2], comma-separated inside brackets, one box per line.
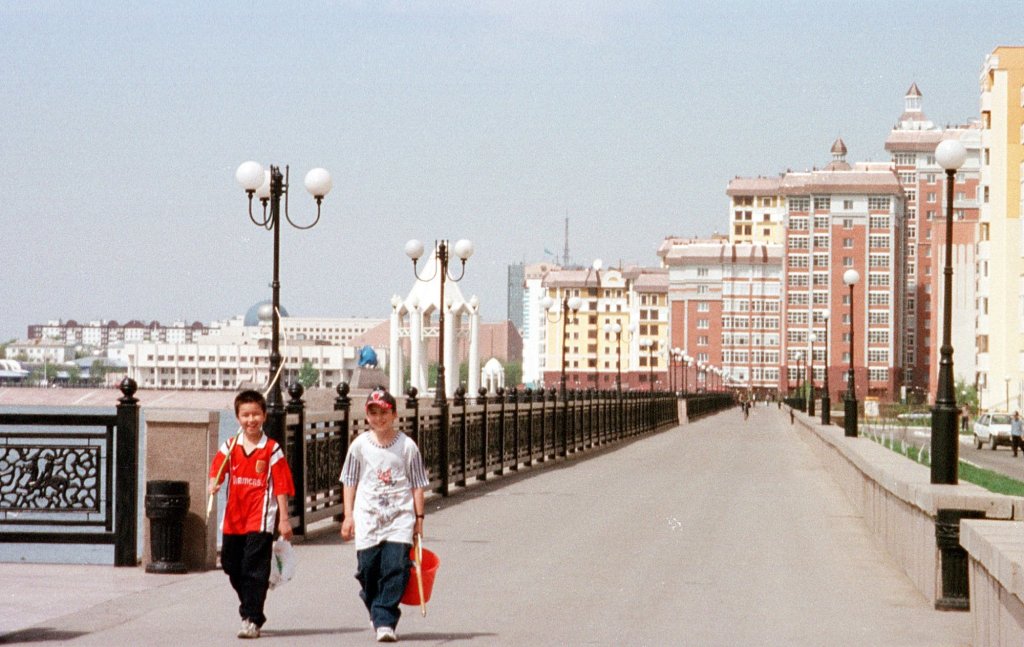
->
[268, 538, 297, 590]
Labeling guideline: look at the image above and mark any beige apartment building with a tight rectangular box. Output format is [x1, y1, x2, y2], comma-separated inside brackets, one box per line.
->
[977, 46, 1024, 411]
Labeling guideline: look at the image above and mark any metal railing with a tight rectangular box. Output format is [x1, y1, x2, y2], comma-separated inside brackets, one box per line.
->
[282, 383, 734, 536]
[0, 379, 140, 566]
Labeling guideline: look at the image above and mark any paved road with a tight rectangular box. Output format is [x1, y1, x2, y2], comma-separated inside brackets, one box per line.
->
[2, 406, 970, 646]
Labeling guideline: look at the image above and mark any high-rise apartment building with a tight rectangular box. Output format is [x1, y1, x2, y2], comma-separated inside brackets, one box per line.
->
[659, 236, 783, 396]
[729, 142, 906, 402]
[537, 265, 668, 391]
[977, 47, 1024, 411]
[728, 179, 786, 245]
[884, 84, 981, 402]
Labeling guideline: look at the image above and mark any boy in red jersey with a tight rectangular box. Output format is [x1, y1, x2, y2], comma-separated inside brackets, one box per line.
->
[209, 390, 294, 640]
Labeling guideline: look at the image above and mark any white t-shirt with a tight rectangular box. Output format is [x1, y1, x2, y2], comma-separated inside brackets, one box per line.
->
[340, 431, 429, 550]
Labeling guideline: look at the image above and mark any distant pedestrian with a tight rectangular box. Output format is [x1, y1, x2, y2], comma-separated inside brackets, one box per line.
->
[1012, 412, 1023, 457]
[208, 390, 294, 640]
[341, 388, 429, 643]
[961, 406, 970, 433]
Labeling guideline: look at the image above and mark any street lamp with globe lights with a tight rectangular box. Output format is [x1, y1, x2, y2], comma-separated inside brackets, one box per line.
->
[843, 268, 860, 437]
[931, 138, 968, 484]
[235, 161, 332, 445]
[543, 292, 583, 456]
[807, 332, 817, 417]
[821, 312, 831, 425]
[404, 238, 474, 407]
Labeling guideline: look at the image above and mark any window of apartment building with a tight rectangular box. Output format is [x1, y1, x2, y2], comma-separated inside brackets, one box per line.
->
[893, 153, 915, 165]
[869, 216, 890, 229]
[813, 216, 829, 229]
[788, 255, 809, 268]
[788, 236, 809, 249]
[812, 273, 829, 286]
[736, 196, 754, 206]
[697, 267, 709, 277]
[868, 197, 891, 210]
[843, 199, 854, 210]
[843, 257, 854, 267]
[868, 330, 889, 344]
[905, 190, 916, 203]
[697, 319, 709, 329]
[926, 192, 936, 203]
[813, 235, 829, 248]
[697, 302, 709, 312]
[869, 254, 889, 268]
[843, 218, 854, 229]
[906, 226, 916, 240]
[789, 217, 809, 230]
[698, 336, 709, 346]
[698, 285, 709, 294]
[868, 235, 890, 249]
[898, 172, 916, 184]
[789, 198, 810, 212]
[868, 273, 890, 288]
[813, 197, 831, 211]
[813, 254, 829, 267]
[984, 147, 990, 164]
[788, 292, 809, 305]
[868, 311, 889, 325]
[787, 312, 808, 325]
[842, 237, 854, 249]
[868, 292, 890, 306]
[812, 292, 829, 305]
[868, 368, 889, 382]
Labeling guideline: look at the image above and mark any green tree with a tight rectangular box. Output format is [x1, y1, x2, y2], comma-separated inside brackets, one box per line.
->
[66, 364, 82, 384]
[956, 379, 978, 415]
[297, 360, 320, 388]
[504, 361, 522, 387]
[89, 359, 109, 385]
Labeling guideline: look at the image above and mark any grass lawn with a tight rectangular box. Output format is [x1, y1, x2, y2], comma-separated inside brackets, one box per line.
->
[869, 433, 1024, 496]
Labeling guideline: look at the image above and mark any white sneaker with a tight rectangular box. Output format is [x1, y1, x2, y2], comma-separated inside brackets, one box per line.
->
[237, 619, 260, 639]
[376, 626, 397, 642]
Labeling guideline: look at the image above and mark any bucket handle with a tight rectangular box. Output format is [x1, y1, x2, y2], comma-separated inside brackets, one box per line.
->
[414, 533, 426, 617]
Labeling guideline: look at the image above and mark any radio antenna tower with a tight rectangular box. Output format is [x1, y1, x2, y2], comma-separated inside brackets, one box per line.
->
[563, 214, 570, 267]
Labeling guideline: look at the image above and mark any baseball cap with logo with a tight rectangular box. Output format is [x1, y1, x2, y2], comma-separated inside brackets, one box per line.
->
[365, 388, 397, 412]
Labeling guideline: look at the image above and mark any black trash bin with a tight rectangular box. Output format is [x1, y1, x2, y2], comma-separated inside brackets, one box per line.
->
[145, 480, 190, 574]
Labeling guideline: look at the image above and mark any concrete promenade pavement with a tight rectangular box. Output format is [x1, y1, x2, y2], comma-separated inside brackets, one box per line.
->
[1, 405, 971, 646]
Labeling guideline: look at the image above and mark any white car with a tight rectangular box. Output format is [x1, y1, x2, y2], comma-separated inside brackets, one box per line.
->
[974, 412, 1014, 449]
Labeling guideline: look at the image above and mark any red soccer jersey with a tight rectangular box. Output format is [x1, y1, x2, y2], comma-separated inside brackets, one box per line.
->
[210, 434, 295, 535]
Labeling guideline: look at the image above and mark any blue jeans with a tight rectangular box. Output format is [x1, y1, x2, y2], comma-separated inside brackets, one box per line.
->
[356, 541, 411, 630]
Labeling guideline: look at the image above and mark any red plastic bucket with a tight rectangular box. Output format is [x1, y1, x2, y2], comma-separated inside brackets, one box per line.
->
[401, 546, 440, 606]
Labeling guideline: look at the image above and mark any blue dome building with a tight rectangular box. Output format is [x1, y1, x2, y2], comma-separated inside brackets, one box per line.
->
[244, 300, 289, 326]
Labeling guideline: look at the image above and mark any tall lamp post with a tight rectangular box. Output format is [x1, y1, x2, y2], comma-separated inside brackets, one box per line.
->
[1005, 376, 1011, 411]
[807, 332, 817, 417]
[681, 352, 691, 394]
[235, 161, 332, 445]
[843, 268, 860, 437]
[795, 352, 804, 403]
[931, 138, 967, 484]
[405, 239, 474, 406]
[587, 259, 603, 390]
[542, 294, 583, 395]
[640, 339, 655, 392]
[543, 293, 582, 456]
[821, 313, 831, 425]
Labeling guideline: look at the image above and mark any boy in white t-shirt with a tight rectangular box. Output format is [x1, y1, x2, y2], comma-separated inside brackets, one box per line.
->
[340, 388, 428, 643]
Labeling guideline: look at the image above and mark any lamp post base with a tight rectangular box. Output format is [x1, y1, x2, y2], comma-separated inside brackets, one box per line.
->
[844, 397, 858, 437]
[930, 405, 959, 485]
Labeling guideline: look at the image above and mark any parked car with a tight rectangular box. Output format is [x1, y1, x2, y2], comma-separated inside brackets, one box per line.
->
[974, 412, 1014, 449]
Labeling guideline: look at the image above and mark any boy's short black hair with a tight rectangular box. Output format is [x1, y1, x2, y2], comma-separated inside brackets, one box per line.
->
[234, 390, 267, 415]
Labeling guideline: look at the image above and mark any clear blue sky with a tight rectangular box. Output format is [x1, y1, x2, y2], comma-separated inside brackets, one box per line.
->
[2, 1, 1022, 342]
